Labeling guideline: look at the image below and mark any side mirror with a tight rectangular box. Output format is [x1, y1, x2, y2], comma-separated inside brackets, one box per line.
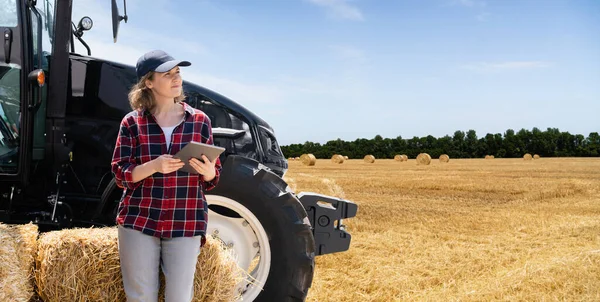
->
[112, 0, 128, 43]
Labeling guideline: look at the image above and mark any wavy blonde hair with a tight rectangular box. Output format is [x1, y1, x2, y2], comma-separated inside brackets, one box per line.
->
[128, 71, 186, 111]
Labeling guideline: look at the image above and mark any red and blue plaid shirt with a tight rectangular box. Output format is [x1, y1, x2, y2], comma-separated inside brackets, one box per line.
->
[111, 101, 222, 243]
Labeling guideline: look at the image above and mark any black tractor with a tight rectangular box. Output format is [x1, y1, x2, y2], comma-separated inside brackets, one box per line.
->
[0, 0, 357, 301]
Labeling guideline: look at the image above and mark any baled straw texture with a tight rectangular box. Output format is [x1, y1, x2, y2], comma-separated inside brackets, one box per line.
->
[439, 154, 450, 163]
[0, 223, 38, 302]
[36, 227, 245, 302]
[534, 154, 540, 159]
[35, 227, 125, 302]
[401, 155, 408, 162]
[394, 155, 402, 161]
[524, 153, 533, 160]
[300, 154, 317, 166]
[485, 155, 495, 159]
[331, 154, 345, 164]
[363, 155, 375, 163]
[344, 155, 349, 160]
[416, 153, 432, 165]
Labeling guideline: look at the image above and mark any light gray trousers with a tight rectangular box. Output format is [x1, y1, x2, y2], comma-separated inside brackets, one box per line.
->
[117, 225, 202, 302]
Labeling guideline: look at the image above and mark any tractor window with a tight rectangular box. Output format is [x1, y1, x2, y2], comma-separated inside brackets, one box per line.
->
[259, 127, 282, 157]
[0, 0, 18, 27]
[31, 0, 55, 62]
[0, 65, 21, 173]
[187, 92, 257, 160]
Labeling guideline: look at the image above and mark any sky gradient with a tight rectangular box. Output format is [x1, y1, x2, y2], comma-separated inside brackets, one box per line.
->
[73, 0, 600, 145]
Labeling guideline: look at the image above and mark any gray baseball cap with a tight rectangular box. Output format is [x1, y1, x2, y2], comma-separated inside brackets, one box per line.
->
[136, 50, 191, 79]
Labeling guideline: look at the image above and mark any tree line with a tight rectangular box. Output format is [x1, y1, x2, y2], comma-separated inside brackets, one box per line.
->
[280, 128, 600, 159]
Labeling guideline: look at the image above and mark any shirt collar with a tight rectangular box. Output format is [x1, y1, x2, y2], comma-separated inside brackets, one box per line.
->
[141, 101, 194, 118]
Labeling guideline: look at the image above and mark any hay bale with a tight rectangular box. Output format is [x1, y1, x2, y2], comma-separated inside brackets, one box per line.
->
[331, 154, 344, 164]
[523, 153, 533, 160]
[300, 154, 316, 166]
[343, 155, 349, 160]
[416, 153, 432, 165]
[401, 155, 408, 162]
[533, 154, 540, 159]
[394, 155, 402, 161]
[0, 223, 38, 302]
[485, 155, 495, 159]
[363, 155, 375, 163]
[36, 227, 244, 302]
[439, 154, 450, 163]
[35, 227, 125, 302]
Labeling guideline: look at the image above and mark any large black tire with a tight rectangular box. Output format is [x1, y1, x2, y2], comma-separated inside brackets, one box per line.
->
[210, 155, 316, 301]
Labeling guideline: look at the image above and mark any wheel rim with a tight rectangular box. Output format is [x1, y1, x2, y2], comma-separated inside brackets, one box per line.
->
[206, 195, 271, 301]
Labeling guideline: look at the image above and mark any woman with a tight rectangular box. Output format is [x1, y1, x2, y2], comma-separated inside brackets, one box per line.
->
[111, 50, 222, 302]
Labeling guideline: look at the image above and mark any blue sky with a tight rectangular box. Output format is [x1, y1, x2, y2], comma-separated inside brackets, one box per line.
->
[74, 0, 600, 145]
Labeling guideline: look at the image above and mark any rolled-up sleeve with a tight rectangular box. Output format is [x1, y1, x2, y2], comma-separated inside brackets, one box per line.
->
[200, 116, 222, 191]
[111, 118, 142, 190]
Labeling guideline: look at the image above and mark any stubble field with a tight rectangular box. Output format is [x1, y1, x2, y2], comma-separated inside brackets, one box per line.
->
[282, 157, 600, 301]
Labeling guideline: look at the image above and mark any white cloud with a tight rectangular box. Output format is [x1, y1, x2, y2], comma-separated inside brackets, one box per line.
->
[462, 61, 552, 73]
[307, 0, 364, 21]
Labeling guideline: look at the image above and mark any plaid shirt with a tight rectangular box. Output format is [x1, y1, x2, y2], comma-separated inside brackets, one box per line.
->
[111, 102, 222, 243]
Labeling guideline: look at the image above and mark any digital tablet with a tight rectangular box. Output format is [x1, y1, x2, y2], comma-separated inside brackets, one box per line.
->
[173, 141, 225, 174]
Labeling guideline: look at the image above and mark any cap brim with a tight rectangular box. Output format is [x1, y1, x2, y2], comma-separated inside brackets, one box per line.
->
[154, 60, 191, 73]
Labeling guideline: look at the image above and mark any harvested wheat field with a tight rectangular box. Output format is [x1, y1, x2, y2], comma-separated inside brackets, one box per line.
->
[284, 157, 600, 301]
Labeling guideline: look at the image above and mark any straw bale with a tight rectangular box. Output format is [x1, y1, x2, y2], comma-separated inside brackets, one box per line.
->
[439, 154, 450, 163]
[394, 155, 402, 161]
[0, 223, 37, 302]
[300, 154, 316, 166]
[416, 153, 432, 165]
[485, 155, 495, 159]
[35, 227, 244, 302]
[523, 153, 533, 160]
[533, 154, 540, 159]
[344, 156, 349, 160]
[331, 154, 344, 164]
[363, 155, 375, 163]
[35, 227, 124, 302]
[401, 155, 408, 162]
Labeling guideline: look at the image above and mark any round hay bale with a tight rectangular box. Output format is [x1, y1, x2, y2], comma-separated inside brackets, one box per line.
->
[343, 155, 349, 160]
[331, 154, 344, 164]
[294, 157, 299, 160]
[533, 154, 540, 159]
[485, 155, 495, 159]
[394, 155, 402, 161]
[416, 153, 432, 165]
[35, 227, 244, 302]
[300, 154, 316, 166]
[523, 153, 533, 160]
[0, 223, 38, 302]
[363, 155, 375, 163]
[439, 154, 450, 163]
[401, 155, 408, 162]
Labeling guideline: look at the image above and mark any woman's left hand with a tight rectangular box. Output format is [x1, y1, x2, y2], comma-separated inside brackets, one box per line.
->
[189, 155, 217, 181]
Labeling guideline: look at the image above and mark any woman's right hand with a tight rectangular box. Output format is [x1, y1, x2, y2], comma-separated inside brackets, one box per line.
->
[152, 155, 185, 174]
